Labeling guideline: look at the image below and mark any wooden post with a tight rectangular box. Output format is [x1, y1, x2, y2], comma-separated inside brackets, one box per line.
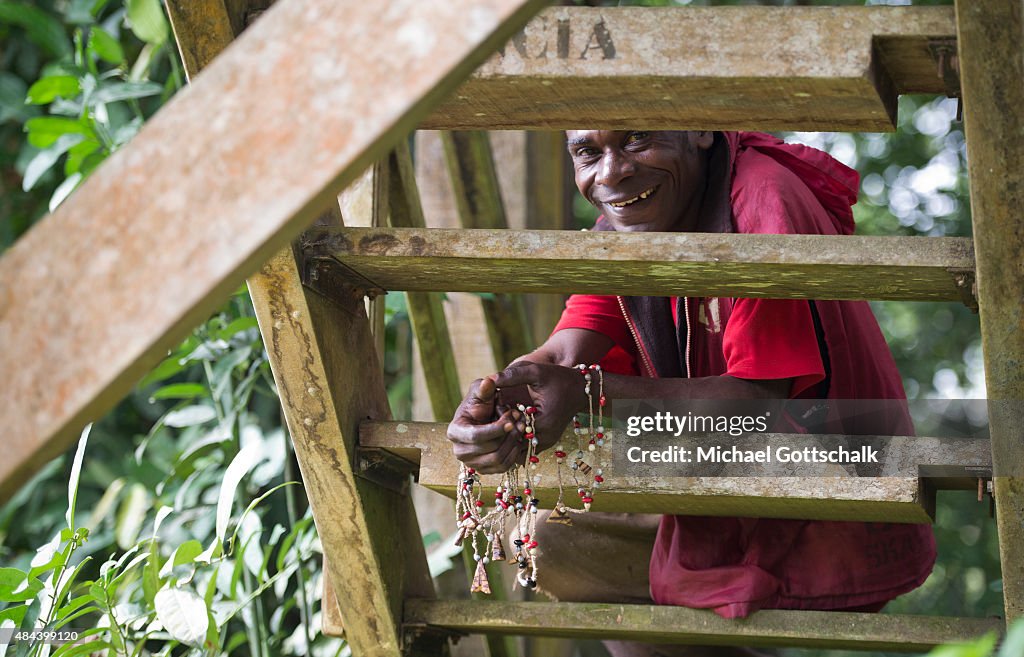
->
[955, 0, 1024, 623]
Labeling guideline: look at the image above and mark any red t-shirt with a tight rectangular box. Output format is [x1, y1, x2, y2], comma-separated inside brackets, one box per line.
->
[553, 295, 826, 398]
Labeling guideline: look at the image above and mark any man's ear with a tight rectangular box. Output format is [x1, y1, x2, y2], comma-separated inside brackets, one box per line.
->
[693, 131, 714, 151]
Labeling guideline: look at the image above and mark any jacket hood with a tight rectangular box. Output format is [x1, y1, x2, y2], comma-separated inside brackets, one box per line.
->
[724, 131, 860, 236]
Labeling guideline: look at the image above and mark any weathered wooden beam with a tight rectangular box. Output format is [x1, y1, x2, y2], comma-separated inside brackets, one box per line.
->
[251, 249, 444, 656]
[0, 0, 548, 502]
[388, 142, 463, 421]
[440, 131, 533, 365]
[360, 421, 993, 523]
[315, 228, 976, 304]
[422, 6, 955, 131]
[404, 600, 1002, 653]
[956, 0, 1024, 624]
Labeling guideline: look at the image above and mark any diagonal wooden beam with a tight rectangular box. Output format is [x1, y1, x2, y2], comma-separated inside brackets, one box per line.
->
[313, 228, 977, 304]
[405, 600, 1002, 653]
[0, 0, 548, 502]
[955, 0, 1024, 624]
[421, 6, 955, 131]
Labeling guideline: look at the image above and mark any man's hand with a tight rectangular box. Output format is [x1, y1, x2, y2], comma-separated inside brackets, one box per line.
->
[491, 361, 589, 452]
[447, 377, 526, 474]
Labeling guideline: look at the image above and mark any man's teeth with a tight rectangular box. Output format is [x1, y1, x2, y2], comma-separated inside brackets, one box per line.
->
[609, 187, 656, 208]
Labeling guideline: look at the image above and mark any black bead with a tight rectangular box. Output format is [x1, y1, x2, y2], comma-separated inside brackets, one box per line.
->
[513, 539, 524, 547]
[530, 499, 539, 506]
[514, 496, 523, 503]
[518, 562, 528, 569]
[526, 579, 537, 589]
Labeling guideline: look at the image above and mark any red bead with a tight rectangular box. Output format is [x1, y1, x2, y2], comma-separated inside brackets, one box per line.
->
[528, 540, 538, 549]
[599, 395, 606, 407]
[526, 406, 536, 414]
[589, 364, 598, 370]
[554, 451, 567, 458]
[475, 500, 484, 507]
[524, 488, 532, 495]
[529, 456, 540, 463]
[588, 439, 595, 445]
[462, 484, 469, 490]
[461, 511, 472, 520]
[523, 534, 530, 542]
[578, 490, 586, 497]
[466, 468, 476, 475]
[594, 475, 604, 483]
[498, 500, 509, 509]
[582, 497, 593, 504]
[596, 432, 604, 439]
[525, 432, 534, 439]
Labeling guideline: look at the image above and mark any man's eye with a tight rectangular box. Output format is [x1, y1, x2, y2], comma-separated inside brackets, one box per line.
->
[574, 147, 596, 158]
[625, 132, 649, 144]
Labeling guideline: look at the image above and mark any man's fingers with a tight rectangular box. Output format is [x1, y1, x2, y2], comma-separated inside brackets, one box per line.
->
[467, 377, 496, 404]
[448, 409, 515, 448]
[491, 363, 540, 390]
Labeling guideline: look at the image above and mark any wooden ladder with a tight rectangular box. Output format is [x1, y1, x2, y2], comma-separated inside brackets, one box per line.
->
[0, 1, 1018, 655]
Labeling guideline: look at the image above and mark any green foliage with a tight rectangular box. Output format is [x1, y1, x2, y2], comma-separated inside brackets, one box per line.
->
[924, 620, 1024, 657]
[0, 0, 181, 246]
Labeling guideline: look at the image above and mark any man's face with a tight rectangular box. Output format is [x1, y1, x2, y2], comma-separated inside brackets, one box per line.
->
[566, 130, 710, 232]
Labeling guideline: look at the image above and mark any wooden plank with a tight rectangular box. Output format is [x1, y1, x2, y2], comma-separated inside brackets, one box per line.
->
[440, 131, 533, 365]
[0, 0, 548, 502]
[956, 0, 1024, 624]
[388, 143, 463, 421]
[250, 249, 444, 657]
[421, 6, 955, 131]
[360, 421, 993, 523]
[315, 228, 976, 303]
[404, 600, 1003, 653]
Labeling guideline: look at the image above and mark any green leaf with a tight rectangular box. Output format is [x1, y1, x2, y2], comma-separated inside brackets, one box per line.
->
[148, 383, 207, 402]
[0, 2, 72, 58]
[0, 569, 43, 603]
[55, 594, 95, 621]
[51, 640, 113, 657]
[217, 316, 261, 341]
[26, 75, 80, 105]
[163, 405, 217, 428]
[49, 171, 83, 211]
[928, 632, 998, 657]
[137, 353, 187, 389]
[87, 26, 123, 65]
[0, 603, 29, 626]
[154, 588, 208, 646]
[158, 539, 203, 579]
[67, 424, 91, 530]
[91, 81, 162, 105]
[216, 442, 266, 544]
[25, 116, 90, 148]
[22, 133, 85, 191]
[63, 137, 100, 176]
[142, 540, 161, 607]
[115, 483, 149, 550]
[126, 0, 168, 45]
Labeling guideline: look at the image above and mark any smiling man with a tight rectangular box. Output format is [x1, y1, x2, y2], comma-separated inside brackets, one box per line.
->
[447, 130, 936, 657]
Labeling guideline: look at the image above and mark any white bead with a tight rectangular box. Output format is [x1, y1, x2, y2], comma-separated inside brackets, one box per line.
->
[584, 373, 591, 382]
[531, 438, 538, 446]
[597, 426, 604, 433]
[516, 503, 523, 510]
[597, 439, 605, 447]
[577, 450, 584, 459]
[483, 557, 490, 564]
[588, 443, 596, 452]
[571, 462, 579, 470]
[531, 464, 538, 470]
[530, 506, 538, 514]
[556, 445, 564, 451]
[594, 481, 601, 488]
[574, 428, 581, 436]
[596, 468, 603, 476]
[474, 554, 481, 561]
